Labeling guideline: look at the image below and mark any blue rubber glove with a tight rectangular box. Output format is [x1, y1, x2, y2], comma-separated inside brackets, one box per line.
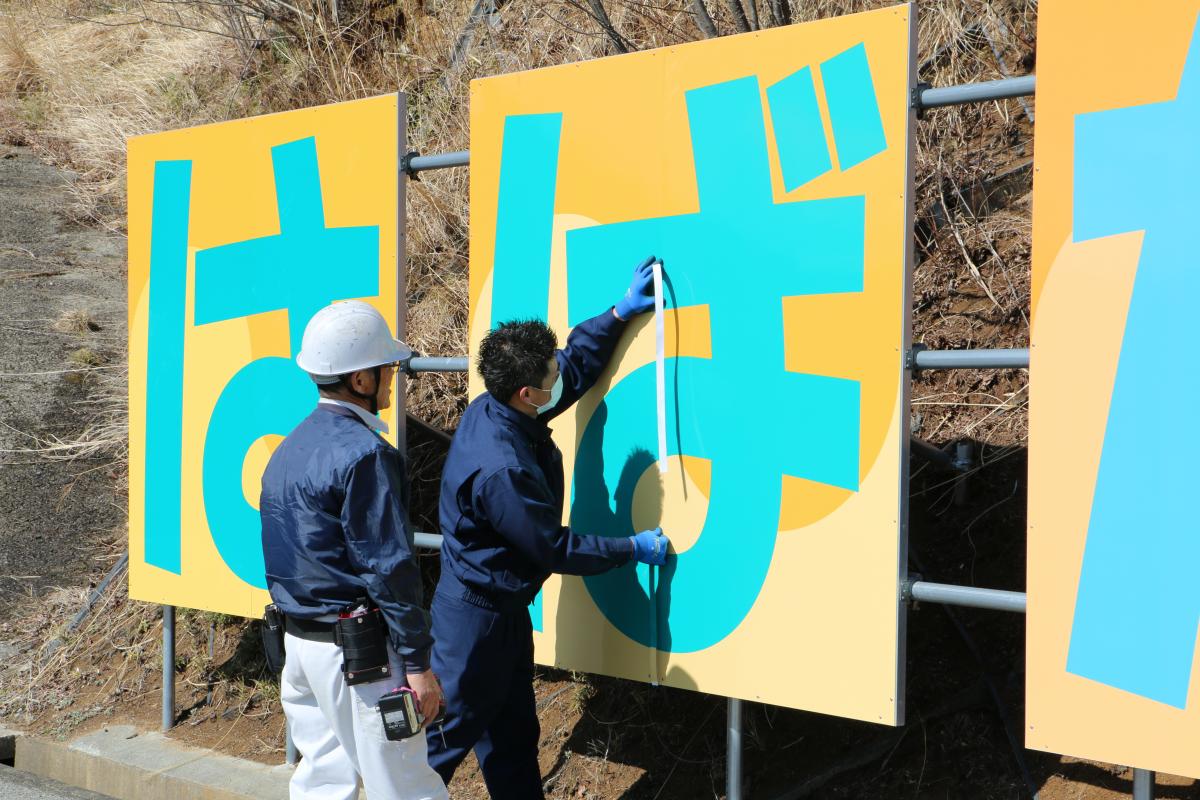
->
[629, 528, 669, 566]
[614, 255, 658, 320]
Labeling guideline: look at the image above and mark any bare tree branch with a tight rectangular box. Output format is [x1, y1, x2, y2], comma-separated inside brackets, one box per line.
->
[725, 0, 751, 33]
[745, 0, 758, 30]
[769, 0, 791, 27]
[442, 0, 513, 90]
[689, 0, 718, 38]
[585, 0, 632, 53]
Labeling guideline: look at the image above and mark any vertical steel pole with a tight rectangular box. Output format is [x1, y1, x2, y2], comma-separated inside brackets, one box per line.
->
[396, 92, 408, 454]
[726, 698, 743, 800]
[285, 717, 299, 765]
[953, 440, 973, 507]
[162, 605, 175, 732]
[1132, 769, 1155, 800]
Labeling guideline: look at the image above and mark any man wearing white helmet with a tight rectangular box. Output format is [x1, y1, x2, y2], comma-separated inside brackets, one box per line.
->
[260, 300, 448, 800]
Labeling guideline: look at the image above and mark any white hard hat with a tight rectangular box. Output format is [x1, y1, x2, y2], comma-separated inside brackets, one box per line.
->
[296, 301, 412, 384]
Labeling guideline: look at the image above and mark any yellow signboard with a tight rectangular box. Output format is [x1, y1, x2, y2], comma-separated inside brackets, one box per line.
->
[469, 6, 915, 722]
[128, 95, 404, 618]
[1028, 1, 1200, 776]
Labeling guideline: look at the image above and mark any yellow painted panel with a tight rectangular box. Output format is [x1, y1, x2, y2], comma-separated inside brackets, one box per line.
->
[127, 95, 402, 619]
[470, 6, 914, 722]
[1027, 1, 1200, 777]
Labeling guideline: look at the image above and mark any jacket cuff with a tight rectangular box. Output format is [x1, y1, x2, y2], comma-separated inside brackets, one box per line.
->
[616, 535, 637, 564]
[402, 648, 431, 674]
[606, 305, 630, 326]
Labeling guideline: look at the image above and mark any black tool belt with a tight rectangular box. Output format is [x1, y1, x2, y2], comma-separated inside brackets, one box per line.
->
[285, 615, 337, 643]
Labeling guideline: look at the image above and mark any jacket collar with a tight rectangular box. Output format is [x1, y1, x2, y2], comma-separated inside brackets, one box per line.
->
[318, 398, 390, 433]
[485, 392, 552, 443]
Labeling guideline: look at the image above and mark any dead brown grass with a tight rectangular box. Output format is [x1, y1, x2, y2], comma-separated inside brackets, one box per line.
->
[0, 0, 1036, 431]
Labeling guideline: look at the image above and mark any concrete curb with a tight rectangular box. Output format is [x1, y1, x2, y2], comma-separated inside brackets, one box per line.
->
[1, 725, 22, 763]
[15, 725, 291, 800]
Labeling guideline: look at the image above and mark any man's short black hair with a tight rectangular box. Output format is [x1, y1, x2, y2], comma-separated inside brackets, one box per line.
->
[478, 319, 558, 402]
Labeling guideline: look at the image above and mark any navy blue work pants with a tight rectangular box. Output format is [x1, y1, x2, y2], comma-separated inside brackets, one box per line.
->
[426, 590, 543, 799]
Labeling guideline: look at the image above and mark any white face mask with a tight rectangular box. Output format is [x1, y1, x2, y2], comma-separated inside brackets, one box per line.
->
[529, 374, 563, 415]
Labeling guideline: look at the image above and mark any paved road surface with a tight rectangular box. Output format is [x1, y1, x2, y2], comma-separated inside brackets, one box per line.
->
[0, 765, 114, 800]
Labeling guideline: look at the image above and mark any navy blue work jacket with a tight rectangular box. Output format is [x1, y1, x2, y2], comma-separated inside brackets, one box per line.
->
[260, 404, 432, 671]
[438, 308, 636, 607]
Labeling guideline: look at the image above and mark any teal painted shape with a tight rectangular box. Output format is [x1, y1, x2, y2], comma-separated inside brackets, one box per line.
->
[819, 43, 887, 170]
[566, 74, 867, 652]
[193, 136, 381, 587]
[203, 359, 315, 587]
[1066, 16, 1200, 709]
[144, 160, 192, 575]
[529, 589, 543, 631]
[572, 364, 858, 652]
[193, 137, 379, 348]
[767, 66, 832, 191]
[489, 114, 563, 327]
[486, 113, 564, 631]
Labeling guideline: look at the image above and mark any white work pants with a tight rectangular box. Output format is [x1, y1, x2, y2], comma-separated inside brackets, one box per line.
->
[280, 632, 448, 800]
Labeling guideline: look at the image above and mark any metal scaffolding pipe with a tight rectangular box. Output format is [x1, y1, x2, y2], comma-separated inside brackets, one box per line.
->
[414, 531, 444, 551]
[910, 437, 958, 470]
[912, 347, 1029, 370]
[162, 605, 175, 732]
[727, 698, 744, 800]
[1133, 769, 1156, 800]
[400, 77, 1035, 176]
[409, 350, 1027, 373]
[404, 150, 470, 175]
[918, 75, 1035, 109]
[909, 581, 1027, 614]
[407, 356, 469, 373]
[286, 722, 299, 766]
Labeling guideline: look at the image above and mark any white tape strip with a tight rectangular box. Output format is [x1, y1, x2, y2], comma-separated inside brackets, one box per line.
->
[653, 260, 667, 475]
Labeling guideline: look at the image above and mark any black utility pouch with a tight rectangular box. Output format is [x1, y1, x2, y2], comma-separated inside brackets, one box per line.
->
[261, 604, 286, 674]
[335, 601, 391, 685]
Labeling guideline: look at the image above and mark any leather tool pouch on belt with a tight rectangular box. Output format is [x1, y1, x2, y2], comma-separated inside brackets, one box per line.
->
[335, 600, 391, 686]
[261, 604, 286, 674]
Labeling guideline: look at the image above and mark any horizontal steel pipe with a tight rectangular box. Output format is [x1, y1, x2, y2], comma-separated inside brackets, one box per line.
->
[405, 150, 470, 174]
[411, 350, 1030, 372]
[918, 74, 1035, 109]
[407, 356, 469, 373]
[401, 78, 1035, 176]
[414, 531, 444, 551]
[909, 580, 1026, 613]
[910, 437, 957, 470]
[912, 348, 1029, 370]
[407, 350, 1028, 373]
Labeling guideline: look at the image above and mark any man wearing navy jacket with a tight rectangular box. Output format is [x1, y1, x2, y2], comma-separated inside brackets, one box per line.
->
[261, 301, 447, 800]
[427, 258, 670, 798]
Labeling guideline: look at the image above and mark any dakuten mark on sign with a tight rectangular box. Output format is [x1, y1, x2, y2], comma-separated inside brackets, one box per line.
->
[128, 95, 404, 618]
[469, 5, 915, 723]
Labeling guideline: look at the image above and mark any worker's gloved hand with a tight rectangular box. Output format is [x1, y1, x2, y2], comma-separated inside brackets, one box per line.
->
[614, 255, 659, 320]
[629, 528, 669, 566]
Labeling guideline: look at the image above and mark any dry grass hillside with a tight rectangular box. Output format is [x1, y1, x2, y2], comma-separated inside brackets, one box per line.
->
[3, 1, 1180, 799]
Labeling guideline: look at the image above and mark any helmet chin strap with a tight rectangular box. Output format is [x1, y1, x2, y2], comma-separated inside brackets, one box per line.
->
[341, 366, 382, 415]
